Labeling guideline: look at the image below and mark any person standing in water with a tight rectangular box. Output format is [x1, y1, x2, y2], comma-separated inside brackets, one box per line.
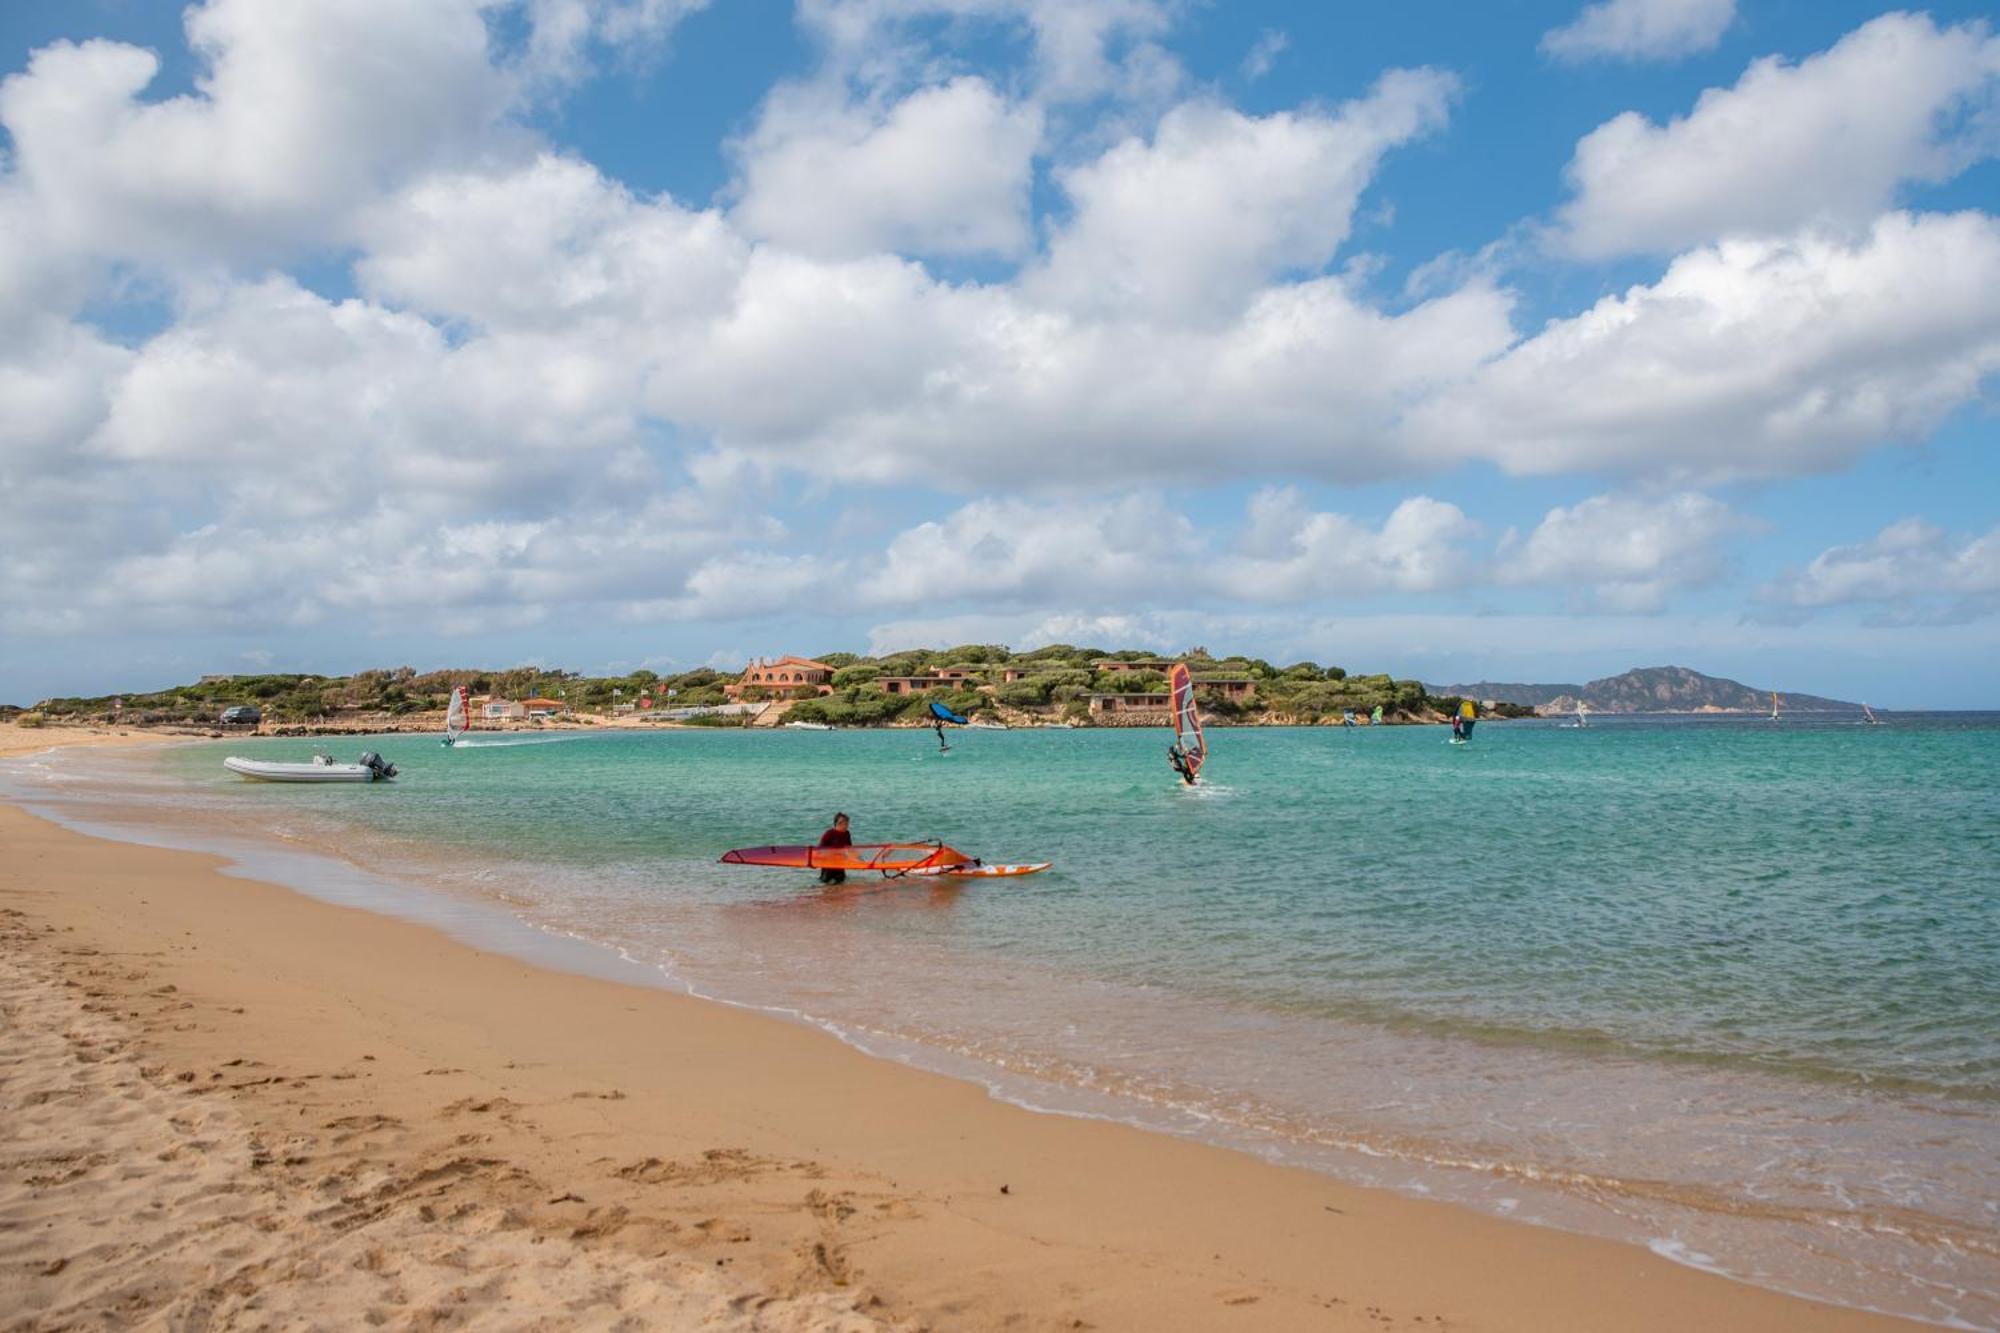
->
[817, 813, 852, 885]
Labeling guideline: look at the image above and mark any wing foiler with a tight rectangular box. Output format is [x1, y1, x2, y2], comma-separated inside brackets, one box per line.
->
[1168, 662, 1206, 785]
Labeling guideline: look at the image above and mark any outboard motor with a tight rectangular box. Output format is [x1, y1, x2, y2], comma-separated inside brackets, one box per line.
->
[357, 751, 397, 781]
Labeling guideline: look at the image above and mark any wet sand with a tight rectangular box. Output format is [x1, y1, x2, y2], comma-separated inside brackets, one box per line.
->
[0, 733, 1921, 1329]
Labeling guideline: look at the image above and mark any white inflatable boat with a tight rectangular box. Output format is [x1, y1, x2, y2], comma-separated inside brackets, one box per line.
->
[223, 752, 398, 783]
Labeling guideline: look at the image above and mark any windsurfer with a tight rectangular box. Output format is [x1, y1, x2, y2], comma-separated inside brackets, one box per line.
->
[817, 814, 852, 885]
[1167, 743, 1196, 785]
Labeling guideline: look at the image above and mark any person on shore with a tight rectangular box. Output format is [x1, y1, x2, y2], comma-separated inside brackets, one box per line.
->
[817, 813, 852, 885]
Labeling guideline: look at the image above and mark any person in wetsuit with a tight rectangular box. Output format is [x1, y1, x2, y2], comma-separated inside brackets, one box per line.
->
[817, 813, 852, 884]
[1167, 744, 1196, 785]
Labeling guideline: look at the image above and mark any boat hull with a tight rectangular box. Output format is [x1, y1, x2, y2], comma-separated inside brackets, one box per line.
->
[223, 757, 387, 783]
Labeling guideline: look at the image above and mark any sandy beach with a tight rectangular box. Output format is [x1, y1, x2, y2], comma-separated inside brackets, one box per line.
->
[0, 729, 1924, 1331]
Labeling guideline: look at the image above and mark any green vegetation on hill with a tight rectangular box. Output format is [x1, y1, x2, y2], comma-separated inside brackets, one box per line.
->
[29, 646, 1511, 728]
[31, 665, 733, 726]
[781, 648, 1458, 725]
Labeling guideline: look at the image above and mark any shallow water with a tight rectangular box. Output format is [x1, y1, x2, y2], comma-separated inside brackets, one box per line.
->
[8, 714, 1998, 1327]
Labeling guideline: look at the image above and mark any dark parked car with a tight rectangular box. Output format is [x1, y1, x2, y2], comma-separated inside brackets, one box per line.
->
[219, 705, 262, 726]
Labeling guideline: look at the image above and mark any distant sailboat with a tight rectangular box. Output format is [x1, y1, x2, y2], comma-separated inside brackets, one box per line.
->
[443, 685, 469, 746]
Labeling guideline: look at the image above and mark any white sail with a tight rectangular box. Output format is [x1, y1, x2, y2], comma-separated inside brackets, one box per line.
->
[444, 685, 469, 742]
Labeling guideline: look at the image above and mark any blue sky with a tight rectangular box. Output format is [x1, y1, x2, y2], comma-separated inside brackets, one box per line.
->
[1, 0, 1995, 706]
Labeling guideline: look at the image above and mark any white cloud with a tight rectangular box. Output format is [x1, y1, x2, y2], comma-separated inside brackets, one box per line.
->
[0, 0, 514, 271]
[517, 0, 712, 90]
[1217, 490, 1479, 597]
[1556, 13, 2000, 257]
[1496, 492, 1752, 611]
[1032, 70, 1459, 320]
[1241, 29, 1288, 82]
[357, 153, 746, 330]
[861, 494, 1192, 606]
[0, 274, 775, 635]
[731, 77, 1043, 259]
[1762, 519, 2000, 622]
[1410, 212, 2000, 482]
[1541, 0, 1734, 64]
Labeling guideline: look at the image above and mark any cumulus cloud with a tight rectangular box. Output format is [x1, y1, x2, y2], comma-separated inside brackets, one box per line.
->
[1556, 13, 2000, 257]
[1032, 69, 1460, 320]
[5, 0, 1998, 662]
[0, 0, 513, 272]
[1761, 519, 2000, 623]
[731, 77, 1043, 259]
[1541, 0, 1734, 64]
[1217, 490, 1479, 597]
[1410, 211, 2000, 482]
[1496, 492, 1753, 611]
[631, 488, 1728, 629]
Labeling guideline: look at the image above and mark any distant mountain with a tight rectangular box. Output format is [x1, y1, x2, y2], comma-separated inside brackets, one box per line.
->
[1430, 665, 1861, 715]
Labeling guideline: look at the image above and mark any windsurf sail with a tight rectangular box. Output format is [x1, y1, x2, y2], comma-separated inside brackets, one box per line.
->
[1575, 701, 1588, 728]
[1770, 691, 1781, 721]
[443, 685, 469, 744]
[1168, 662, 1206, 782]
[1370, 704, 1383, 725]
[721, 842, 971, 874]
[1457, 698, 1477, 741]
[928, 701, 970, 726]
[1862, 702, 1880, 725]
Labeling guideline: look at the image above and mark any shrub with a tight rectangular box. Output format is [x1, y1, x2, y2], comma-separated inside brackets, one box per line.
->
[996, 679, 1053, 708]
[17, 712, 46, 729]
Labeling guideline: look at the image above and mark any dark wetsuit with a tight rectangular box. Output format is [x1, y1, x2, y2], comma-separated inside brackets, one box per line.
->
[1168, 745, 1196, 785]
[817, 825, 852, 884]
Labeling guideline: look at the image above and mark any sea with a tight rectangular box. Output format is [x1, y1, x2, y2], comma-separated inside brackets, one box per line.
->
[5, 713, 1997, 1328]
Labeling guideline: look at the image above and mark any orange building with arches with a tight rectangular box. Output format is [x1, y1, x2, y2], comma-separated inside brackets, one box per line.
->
[725, 656, 836, 700]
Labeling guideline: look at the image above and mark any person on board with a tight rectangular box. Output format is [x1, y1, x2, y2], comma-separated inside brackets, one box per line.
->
[933, 718, 950, 752]
[1167, 743, 1196, 786]
[1451, 713, 1465, 741]
[817, 813, 852, 885]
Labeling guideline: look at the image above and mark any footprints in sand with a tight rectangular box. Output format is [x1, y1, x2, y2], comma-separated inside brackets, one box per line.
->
[2, 909, 901, 1331]
[615, 1146, 792, 1188]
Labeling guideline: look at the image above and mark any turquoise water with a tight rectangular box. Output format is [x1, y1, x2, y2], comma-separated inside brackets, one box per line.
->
[10, 715, 2000, 1326]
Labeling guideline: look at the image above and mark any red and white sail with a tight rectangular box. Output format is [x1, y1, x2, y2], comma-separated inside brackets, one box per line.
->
[1169, 662, 1206, 781]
